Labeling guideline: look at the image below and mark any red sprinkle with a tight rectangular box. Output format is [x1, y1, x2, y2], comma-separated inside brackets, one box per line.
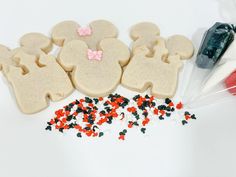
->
[176, 102, 183, 110]
[119, 135, 125, 140]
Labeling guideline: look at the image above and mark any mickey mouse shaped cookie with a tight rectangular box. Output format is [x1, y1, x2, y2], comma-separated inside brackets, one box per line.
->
[52, 20, 130, 97]
[0, 33, 74, 114]
[122, 22, 194, 98]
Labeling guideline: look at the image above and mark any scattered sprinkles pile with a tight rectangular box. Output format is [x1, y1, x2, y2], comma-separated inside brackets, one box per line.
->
[46, 94, 197, 140]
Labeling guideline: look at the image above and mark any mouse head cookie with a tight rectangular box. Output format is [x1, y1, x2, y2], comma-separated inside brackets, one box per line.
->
[59, 37, 130, 97]
[52, 20, 118, 50]
[4, 51, 74, 114]
[55, 20, 130, 97]
[0, 33, 52, 70]
[130, 22, 160, 54]
[122, 23, 194, 98]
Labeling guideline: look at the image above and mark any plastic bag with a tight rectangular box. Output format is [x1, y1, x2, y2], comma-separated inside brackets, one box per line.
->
[182, 22, 236, 108]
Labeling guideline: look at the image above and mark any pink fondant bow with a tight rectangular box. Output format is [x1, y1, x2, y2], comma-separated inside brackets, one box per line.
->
[77, 26, 92, 36]
[87, 49, 103, 61]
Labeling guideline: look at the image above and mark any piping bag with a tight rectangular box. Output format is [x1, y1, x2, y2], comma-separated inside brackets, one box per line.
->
[182, 22, 236, 108]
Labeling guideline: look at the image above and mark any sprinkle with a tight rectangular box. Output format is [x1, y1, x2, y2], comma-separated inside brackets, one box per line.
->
[176, 102, 183, 110]
[45, 125, 52, 131]
[182, 120, 188, 125]
[141, 128, 146, 134]
[46, 94, 197, 140]
[77, 132, 82, 138]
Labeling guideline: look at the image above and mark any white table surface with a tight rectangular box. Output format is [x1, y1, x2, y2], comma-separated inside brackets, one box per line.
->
[0, 0, 236, 177]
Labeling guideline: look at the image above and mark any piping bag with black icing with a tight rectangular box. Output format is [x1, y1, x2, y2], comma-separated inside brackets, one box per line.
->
[182, 22, 236, 108]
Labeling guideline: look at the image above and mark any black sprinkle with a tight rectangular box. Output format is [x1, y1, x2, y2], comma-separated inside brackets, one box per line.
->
[185, 111, 190, 116]
[191, 114, 196, 119]
[151, 102, 156, 106]
[133, 121, 139, 126]
[47, 122, 52, 125]
[159, 115, 164, 120]
[165, 98, 172, 104]
[84, 127, 91, 130]
[66, 115, 73, 121]
[99, 132, 104, 137]
[166, 112, 171, 117]
[182, 120, 188, 125]
[166, 106, 171, 112]
[76, 107, 83, 113]
[133, 95, 140, 101]
[145, 95, 150, 99]
[93, 98, 99, 104]
[77, 132, 82, 138]
[135, 115, 140, 120]
[65, 106, 70, 111]
[141, 128, 146, 134]
[142, 111, 148, 117]
[69, 103, 74, 107]
[107, 117, 113, 124]
[119, 132, 125, 135]
[92, 125, 99, 131]
[85, 97, 93, 103]
[45, 126, 52, 131]
[100, 110, 106, 115]
[103, 102, 109, 106]
[69, 123, 75, 128]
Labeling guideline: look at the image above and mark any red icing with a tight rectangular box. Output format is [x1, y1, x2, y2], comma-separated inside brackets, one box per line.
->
[225, 71, 236, 95]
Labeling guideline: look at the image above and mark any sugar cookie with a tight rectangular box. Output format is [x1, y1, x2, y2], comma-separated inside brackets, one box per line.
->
[122, 22, 194, 98]
[59, 38, 130, 97]
[0, 33, 73, 114]
[4, 51, 74, 114]
[54, 20, 130, 97]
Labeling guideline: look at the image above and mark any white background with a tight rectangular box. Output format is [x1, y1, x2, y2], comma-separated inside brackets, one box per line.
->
[0, 0, 236, 177]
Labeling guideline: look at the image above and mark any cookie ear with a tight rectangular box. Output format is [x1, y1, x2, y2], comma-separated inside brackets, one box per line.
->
[81, 20, 118, 50]
[90, 20, 118, 39]
[52, 21, 80, 46]
[58, 40, 88, 71]
[99, 38, 130, 66]
[20, 33, 52, 54]
[166, 35, 194, 59]
[130, 22, 160, 40]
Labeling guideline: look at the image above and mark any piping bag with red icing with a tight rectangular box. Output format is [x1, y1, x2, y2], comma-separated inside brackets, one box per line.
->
[182, 22, 236, 108]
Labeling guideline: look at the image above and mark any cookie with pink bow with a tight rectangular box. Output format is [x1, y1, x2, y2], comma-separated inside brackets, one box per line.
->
[52, 20, 130, 97]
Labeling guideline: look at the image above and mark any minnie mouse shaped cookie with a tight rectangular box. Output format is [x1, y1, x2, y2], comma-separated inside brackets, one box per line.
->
[0, 33, 73, 114]
[52, 20, 130, 97]
[122, 22, 194, 98]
